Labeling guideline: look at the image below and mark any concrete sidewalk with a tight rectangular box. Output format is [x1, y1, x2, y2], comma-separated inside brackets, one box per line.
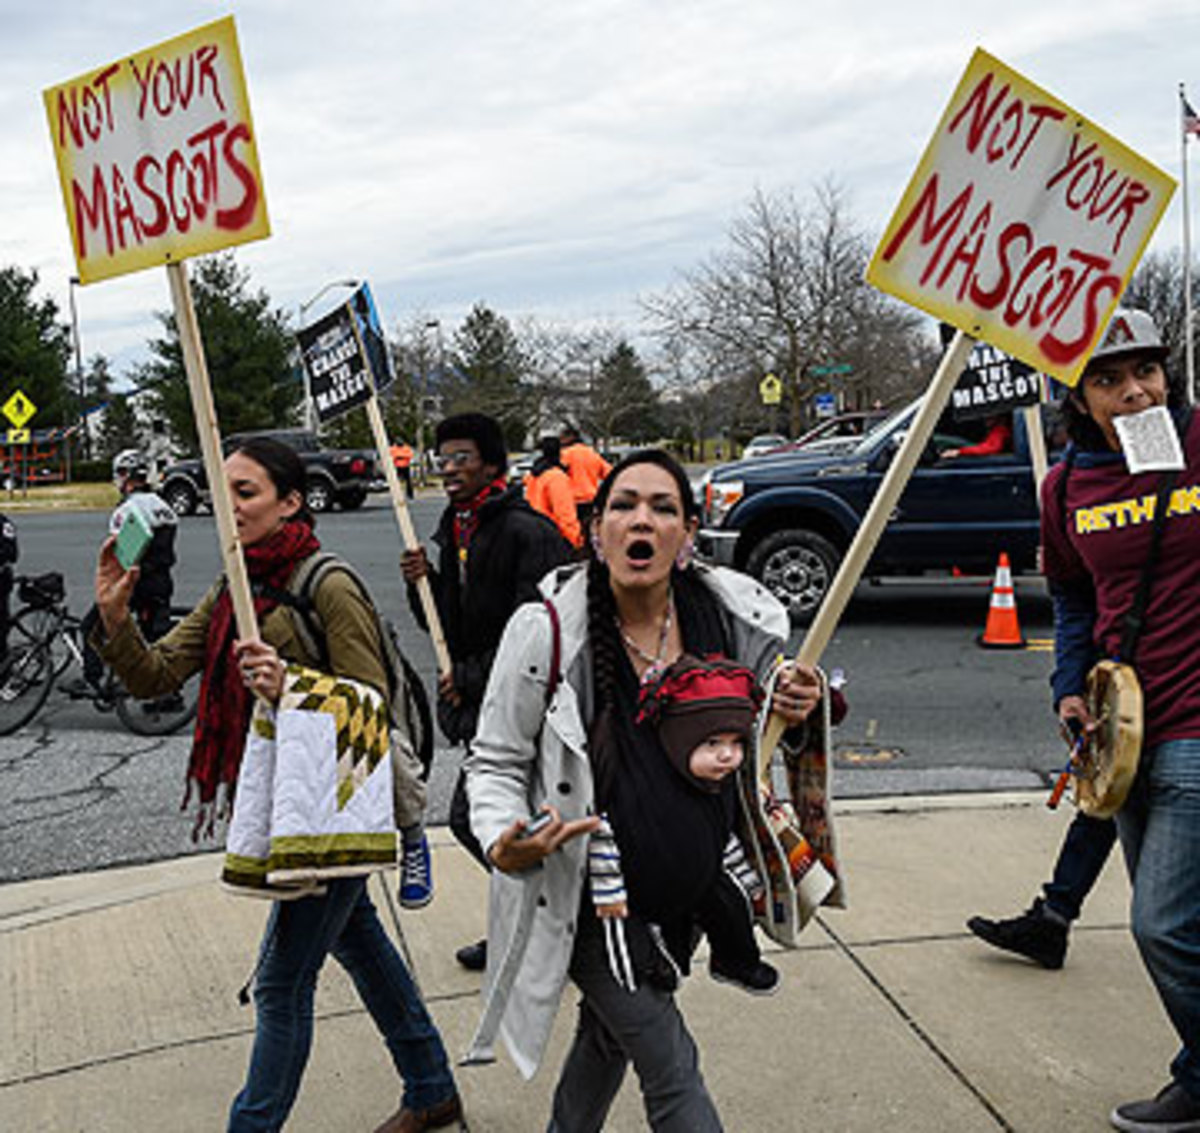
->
[1, 794, 1171, 1132]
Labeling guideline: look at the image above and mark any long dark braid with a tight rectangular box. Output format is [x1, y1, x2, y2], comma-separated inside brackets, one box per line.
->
[586, 556, 623, 805]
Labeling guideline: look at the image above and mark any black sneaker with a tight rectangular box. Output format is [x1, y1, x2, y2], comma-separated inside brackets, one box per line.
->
[455, 938, 487, 972]
[1111, 1081, 1200, 1131]
[709, 958, 780, 996]
[966, 898, 1069, 970]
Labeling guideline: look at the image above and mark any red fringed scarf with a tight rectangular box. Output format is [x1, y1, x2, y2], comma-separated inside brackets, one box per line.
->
[184, 519, 321, 838]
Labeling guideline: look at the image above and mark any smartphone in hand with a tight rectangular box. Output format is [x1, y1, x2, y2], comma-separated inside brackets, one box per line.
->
[114, 506, 154, 571]
[520, 811, 553, 838]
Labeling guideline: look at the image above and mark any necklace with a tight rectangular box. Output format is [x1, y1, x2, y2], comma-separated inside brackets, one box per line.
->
[616, 589, 674, 682]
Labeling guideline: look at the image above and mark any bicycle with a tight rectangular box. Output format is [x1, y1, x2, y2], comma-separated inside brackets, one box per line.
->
[0, 571, 200, 737]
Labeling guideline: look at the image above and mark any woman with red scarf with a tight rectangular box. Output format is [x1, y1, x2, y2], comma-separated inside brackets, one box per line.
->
[92, 437, 461, 1133]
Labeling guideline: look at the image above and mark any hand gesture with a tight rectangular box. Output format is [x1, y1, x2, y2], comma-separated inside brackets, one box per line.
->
[95, 536, 136, 638]
[234, 638, 287, 703]
[400, 547, 429, 583]
[770, 662, 822, 725]
[487, 806, 601, 874]
[1058, 695, 1097, 743]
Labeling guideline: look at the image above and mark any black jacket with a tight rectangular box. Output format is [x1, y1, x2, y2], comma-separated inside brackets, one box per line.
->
[113, 490, 177, 611]
[409, 485, 572, 741]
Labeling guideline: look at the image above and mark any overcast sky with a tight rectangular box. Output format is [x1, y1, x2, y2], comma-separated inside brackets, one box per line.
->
[4, 0, 1199, 380]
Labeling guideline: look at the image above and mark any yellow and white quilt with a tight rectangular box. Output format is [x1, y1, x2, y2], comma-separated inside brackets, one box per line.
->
[222, 665, 397, 897]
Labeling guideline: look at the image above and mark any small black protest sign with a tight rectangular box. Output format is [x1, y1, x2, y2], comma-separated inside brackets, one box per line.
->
[297, 305, 371, 423]
[951, 342, 1045, 421]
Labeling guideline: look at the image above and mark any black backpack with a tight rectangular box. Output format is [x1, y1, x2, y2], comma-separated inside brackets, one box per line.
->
[271, 552, 435, 780]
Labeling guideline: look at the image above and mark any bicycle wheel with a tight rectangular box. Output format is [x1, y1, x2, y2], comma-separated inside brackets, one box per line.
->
[114, 670, 200, 736]
[113, 607, 201, 736]
[0, 642, 55, 735]
[13, 606, 73, 679]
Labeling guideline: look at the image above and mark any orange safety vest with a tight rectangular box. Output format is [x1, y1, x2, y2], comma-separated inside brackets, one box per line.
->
[524, 467, 582, 547]
[560, 443, 611, 504]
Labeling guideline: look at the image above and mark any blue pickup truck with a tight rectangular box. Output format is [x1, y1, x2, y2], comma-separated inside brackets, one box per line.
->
[696, 400, 1057, 622]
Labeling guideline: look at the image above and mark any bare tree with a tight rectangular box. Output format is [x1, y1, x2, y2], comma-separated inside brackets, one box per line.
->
[1122, 249, 1200, 381]
[643, 181, 929, 433]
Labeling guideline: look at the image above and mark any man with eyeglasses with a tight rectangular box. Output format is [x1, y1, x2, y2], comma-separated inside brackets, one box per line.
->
[401, 412, 572, 971]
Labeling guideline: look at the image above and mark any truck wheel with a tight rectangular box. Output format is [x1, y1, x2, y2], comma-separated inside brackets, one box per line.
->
[745, 529, 840, 624]
[306, 478, 334, 512]
[339, 487, 367, 510]
[164, 480, 198, 517]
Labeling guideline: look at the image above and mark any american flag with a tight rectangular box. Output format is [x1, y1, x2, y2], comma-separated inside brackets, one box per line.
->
[1183, 92, 1200, 140]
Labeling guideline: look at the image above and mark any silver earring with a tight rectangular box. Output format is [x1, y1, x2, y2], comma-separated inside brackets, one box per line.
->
[676, 541, 693, 570]
[591, 535, 605, 564]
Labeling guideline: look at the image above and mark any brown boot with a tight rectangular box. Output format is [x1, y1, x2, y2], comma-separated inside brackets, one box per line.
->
[373, 1092, 463, 1133]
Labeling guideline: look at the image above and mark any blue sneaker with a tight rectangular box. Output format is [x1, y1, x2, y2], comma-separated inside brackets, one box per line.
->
[399, 835, 433, 909]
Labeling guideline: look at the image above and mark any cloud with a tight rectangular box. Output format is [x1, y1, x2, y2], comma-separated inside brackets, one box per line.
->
[3, 0, 1198, 377]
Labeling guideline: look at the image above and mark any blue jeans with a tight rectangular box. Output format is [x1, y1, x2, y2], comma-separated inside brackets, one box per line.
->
[228, 877, 456, 1132]
[1042, 811, 1117, 922]
[1116, 739, 1200, 1099]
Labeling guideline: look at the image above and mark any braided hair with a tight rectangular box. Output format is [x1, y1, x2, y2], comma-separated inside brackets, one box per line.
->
[585, 449, 699, 800]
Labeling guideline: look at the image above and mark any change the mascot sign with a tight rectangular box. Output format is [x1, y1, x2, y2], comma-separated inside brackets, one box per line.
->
[43, 16, 269, 284]
[868, 48, 1174, 386]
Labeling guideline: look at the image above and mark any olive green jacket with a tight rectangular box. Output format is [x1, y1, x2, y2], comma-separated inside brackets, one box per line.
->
[99, 566, 388, 702]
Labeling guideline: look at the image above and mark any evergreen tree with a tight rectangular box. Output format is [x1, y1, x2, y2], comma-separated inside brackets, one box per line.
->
[586, 341, 660, 445]
[136, 253, 299, 451]
[447, 304, 529, 449]
[96, 392, 139, 462]
[0, 266, 72, 425]
[82, 353, 115, 460]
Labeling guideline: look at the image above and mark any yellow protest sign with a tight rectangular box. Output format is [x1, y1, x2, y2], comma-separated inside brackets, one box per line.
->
[2, 390, 37, 429]
[6, 429, 30, 445]
[43, 16, 270, 285]
[867, 48, 1174, 386]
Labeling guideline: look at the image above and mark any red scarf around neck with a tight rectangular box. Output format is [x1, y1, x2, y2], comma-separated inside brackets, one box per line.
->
[184, 519, 320, 838]
[452, 477, 508, 552]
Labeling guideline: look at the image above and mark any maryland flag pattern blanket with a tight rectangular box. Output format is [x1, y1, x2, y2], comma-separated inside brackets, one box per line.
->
[738, 665, 845, 948]
[222, 664, 397, 897]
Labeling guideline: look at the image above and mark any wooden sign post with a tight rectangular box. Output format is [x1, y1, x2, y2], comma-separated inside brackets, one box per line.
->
[761, 47, 1177, 769]
[167, 262, 258, 637]
[344, 300, 452, 675]
[44, 17, 272, 643]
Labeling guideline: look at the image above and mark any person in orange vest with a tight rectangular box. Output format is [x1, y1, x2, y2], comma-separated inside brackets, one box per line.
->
[558, 424, 611, 526]
[523, 436, 582, 548]
[389, 441, 414, 497]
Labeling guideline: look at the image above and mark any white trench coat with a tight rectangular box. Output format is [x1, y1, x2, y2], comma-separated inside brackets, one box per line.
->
[463, 562, 841, 1078]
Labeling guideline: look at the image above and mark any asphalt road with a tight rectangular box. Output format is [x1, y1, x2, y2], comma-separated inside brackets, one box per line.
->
[0, 495, 1062, 883]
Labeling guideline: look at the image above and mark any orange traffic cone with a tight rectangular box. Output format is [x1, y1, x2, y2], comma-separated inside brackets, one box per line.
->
[978, 552, 1025, 649]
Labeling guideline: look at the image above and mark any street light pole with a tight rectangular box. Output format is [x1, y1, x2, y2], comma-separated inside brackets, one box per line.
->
[297, 278, 358, 432]
[67, 276, 85, 475]
[417, 319, 441, 485]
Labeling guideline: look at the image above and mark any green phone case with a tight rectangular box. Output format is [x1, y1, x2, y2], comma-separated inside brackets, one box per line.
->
[114, 507, 154, 571]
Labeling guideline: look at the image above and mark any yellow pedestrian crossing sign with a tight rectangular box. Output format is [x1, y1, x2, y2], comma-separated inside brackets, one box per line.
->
[2, 390, 36, 429]
[6, 429, 30, 444]
[759, 373, 782, 405]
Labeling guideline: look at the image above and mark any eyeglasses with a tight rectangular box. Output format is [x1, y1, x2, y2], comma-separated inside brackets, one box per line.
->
[433, 451, 476, 472]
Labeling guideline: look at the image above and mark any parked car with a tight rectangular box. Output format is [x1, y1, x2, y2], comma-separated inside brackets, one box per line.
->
[768, 410, 893, 456]
[741, 434, 790, 459]
[159, 428, 378, 516]
[696, 401, 1055, 621]
[507, 452, 535, 488]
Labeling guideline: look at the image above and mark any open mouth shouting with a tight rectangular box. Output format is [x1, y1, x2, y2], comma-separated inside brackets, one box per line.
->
[626, 539, 656, 568]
